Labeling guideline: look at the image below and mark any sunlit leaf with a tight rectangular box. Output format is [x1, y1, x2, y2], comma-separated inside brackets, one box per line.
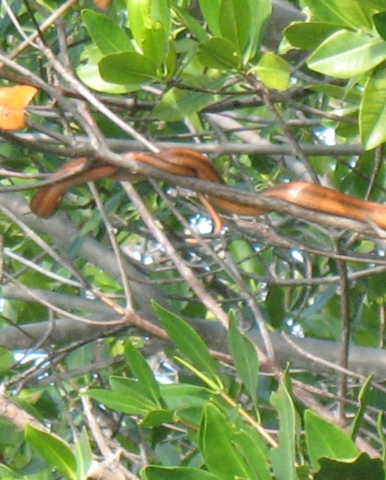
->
[198, 37, 240, 69]
[99, 51, 158, 85]
[360, 65, 386, 150]
[284, 22, 343, 50]
[26, 425, 77, 480]
[253, 52, 290, 90]
[198, 0, 221, 37]
[82, 10, 133, 55]
[219, 0, 251, 53]
[152, 302, 218, 380]
[200, 403, 253, 479]
[305, 410, 359, 470]
[303, 0, 375, 31]
[308, 30, 386, 78]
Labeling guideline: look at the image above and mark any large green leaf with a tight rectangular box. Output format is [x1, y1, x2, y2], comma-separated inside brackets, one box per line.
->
[219, 0, 251, 53]
[266, 286, 285, 328]
[127, 0, 170, 51]
[99, 51, 159, 85]
[270, 378, 298, 480]
[228, 315, 259, 402]
[152, 302, 219, 381]
[153, 77, 219, 121]
[243, 0, 271, 62]
[149, 0, 170, 41]
[88, 379, 158, 415]
[305, 410, 359, 470]
[142, 24, 167, 68]
[198, 37, 241, 69]
[304, 0, 375, 31]
[160, 383, 211, 410]
[373, 11, 386, 41]
[199, 403, 254, 479]
[124, 339, 162, 407]
[198, 0, 222, 37]
[315, 453, 384, 480]
[284, 22, 343, 50]
[0, 464, 21, 479]
[228, 238, 262, 275]
[0, 346, 11, 373]
[81, 10, 133, 55]
[232, 431, 272, 480]
[74, 428, 92, 480]
[126, 0, 150, 49]
[308, 30, 386, 78]
[254, 52, 290, 90]
[26, 425, 77, 480]
[360, 65, 386, 150]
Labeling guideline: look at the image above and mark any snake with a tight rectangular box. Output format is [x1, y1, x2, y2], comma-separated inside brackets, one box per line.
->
[29, 148, 386, 231]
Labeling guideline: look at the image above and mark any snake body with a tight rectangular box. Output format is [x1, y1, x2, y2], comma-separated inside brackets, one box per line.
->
[29, 148, 386, 230]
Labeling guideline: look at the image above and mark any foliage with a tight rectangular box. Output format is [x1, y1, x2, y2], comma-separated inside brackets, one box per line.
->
[1, 0, 386, 478]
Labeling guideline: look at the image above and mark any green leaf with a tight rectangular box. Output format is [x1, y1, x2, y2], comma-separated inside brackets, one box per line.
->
[373, 11, 386, 41]
[124, 338, 162, 407]
[126, 0, 150, 49]
[160, 383, 211, 410]
[75, 428, 92, 480]
[228, 238, 262, 275]
[198, 0, 222, 37]
[77, 45, 132, 94]
[270, 378, 298, 480]
[142, 24, 167, 68]
[253, 52, 290, 90]
[0, 464, 20, 478]
[315, 453, 384, 480]
[219, 0, 251, 53]
[228, 315, 259, 402]
[88, 380, 158, 415]
[266, 286, 285, 328]
[143, 466, 219, 480]
[284, 22, 343, 50]
[243, 0, 271, 62]
[81, 9, 133, 55]
[26, 425, 77, 480]
[198, 37, 241, 69]
[99, 51, 158, 85]
[152, 302, 218, 379]
[153, 76, 220, 121]
[232, 431, 272, 480]
[127, 0, 170, 51]
[199, 403, 253, 480]
[304, 0, 375, 31]
[350, 375, 373, 440]
[141, 409, 174, 427]
[173, 6, 209, 43]
[305, 410, 359, 470]
[0, 346, 11, 374]
[308, 30, 386, 78]
[360, 65, 386, 150]
[149, 0, 170, 41]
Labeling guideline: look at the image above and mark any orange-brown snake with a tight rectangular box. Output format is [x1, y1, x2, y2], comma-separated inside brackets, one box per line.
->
[29, 148, 386, 231]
